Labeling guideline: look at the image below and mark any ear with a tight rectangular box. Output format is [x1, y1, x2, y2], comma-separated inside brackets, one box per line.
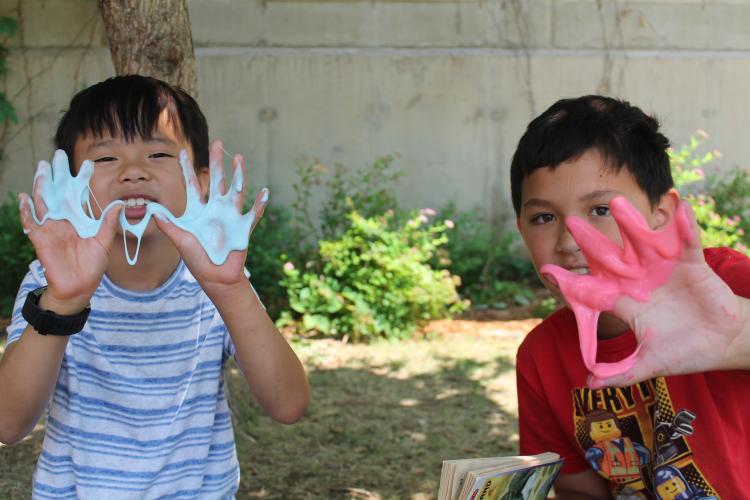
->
[197, 167, 210, 200]
[652, 188, 680, 230]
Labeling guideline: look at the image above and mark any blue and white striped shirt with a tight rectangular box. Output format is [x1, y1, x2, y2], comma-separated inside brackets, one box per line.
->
[6, 260, 240, 499]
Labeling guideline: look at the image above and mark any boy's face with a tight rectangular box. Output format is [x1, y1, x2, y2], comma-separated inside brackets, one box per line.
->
[72, 110, 208, 236]
[516, 148, 672, 300]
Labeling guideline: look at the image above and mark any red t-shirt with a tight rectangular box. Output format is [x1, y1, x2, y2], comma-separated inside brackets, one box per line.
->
[517, 247, 750, 497]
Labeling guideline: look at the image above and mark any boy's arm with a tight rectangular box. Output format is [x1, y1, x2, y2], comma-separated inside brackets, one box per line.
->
[0, 191, 122, 444]
[203, 279, 309, 424]
[154, 141, 309, 424]
[552, 471, 611, 499]
[0, 309, 74, 444]
[152, 228, 310, 423]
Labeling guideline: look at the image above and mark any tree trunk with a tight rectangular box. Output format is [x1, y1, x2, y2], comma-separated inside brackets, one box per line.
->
[98, 0, 197, 97]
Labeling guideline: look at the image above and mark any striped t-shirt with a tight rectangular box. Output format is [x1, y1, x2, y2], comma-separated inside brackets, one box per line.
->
[6, 260, 240, 499]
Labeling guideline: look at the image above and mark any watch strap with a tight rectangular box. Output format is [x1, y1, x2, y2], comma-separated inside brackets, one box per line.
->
[21, 286, 91, 336]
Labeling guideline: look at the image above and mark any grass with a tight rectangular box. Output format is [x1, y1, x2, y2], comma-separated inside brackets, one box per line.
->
[0, 318, 538, 499]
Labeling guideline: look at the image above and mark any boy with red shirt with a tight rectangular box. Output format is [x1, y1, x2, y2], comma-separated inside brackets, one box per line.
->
[511, 95, 750, 498]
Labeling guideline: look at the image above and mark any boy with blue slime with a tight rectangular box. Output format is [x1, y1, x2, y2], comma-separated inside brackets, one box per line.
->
[0, 75, 309, 498]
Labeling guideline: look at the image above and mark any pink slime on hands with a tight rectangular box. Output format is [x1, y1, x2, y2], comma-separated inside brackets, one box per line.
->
[540, 196, 696, 382]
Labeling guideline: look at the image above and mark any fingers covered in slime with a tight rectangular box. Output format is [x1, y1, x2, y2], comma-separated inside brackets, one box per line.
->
[540, 196, 695, 380]
[25, 149, 267, 266]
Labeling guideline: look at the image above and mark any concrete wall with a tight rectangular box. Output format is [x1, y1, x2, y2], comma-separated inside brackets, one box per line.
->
[1, 0, 749, 228]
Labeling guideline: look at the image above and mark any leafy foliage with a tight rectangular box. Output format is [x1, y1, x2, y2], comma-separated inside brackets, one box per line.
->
[280, 210, 468, 341]
[244, 205, 298, 320]
[669, 131, 748, 254]
[0, 194, 36, 316]
[437, 204, 537, 308]
[705, 166, 750, 247]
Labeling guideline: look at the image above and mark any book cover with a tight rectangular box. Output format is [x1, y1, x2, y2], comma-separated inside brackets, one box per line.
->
[439, 452, 563, 500]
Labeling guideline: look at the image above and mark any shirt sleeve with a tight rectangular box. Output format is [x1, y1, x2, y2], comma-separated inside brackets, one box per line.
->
[704, 247, 750, 298]
[5, 261, 46, 347]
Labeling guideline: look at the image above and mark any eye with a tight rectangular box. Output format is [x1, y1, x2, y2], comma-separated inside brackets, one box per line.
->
[94, 156, 116, 163]
[530, 213, 555, 225]
[590, 205, 610, 217]
[149, 152, 174, 159]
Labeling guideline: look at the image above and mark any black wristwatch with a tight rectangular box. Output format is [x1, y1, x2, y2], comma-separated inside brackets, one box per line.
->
[21, 286, 90, 336]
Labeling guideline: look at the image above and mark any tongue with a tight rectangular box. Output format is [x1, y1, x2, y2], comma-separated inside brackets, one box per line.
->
[124, 206, 148, 219]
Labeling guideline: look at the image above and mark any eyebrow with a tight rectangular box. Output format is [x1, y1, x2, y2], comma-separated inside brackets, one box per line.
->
[522, 190, 621, 209]
[579, 189, 621, 202]
[144, 137, 177, 146]
[522, 198, 554, 209]
[87, 139, 116, 151]
[86, 136, 177, 152]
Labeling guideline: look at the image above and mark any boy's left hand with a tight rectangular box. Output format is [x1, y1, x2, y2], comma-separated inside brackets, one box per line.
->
[153, 140, 267, 297]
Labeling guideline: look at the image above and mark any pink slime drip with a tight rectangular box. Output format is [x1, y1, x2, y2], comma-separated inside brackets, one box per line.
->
[540, 196, 694, 379]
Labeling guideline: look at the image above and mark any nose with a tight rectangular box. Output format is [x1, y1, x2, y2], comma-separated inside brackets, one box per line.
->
[555, 223, 580, 255]
[118, 159, 151, 183]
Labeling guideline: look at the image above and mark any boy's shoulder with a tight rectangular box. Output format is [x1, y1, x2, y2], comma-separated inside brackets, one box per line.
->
[704, 247, 750, 297]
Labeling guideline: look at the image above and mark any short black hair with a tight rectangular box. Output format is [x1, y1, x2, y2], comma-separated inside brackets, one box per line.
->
[510, 95, 673, 216]
[54, 75, 208, 172]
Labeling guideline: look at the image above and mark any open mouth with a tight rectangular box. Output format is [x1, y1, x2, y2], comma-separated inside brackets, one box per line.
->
[122, 197, 152, 219]
[570, 267, 590, 275]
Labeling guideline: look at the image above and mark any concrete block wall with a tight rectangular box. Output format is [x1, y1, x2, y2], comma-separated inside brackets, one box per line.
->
[1, 0, 749, 227]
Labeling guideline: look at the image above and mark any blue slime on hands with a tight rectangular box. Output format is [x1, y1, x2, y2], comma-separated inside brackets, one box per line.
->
[28, 150, 124, 238]
[27, 149, 267, 266]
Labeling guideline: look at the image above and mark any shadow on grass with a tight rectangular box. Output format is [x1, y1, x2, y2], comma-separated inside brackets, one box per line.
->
[229, 354, 518, 499]
[0, 336, 521, 500]
[0, 422, 45, 498]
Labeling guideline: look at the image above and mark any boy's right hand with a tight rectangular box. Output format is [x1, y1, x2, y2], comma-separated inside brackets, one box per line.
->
[18, 188, 122, 314]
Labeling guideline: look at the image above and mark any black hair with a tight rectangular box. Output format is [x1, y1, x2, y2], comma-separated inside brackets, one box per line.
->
[510, 95, 673, 216]
[54, 75, 208, 172]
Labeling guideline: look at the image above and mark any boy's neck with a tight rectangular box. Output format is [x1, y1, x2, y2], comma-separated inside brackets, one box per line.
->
[105, 234, 182, 291]
[597, 313, 630, 339]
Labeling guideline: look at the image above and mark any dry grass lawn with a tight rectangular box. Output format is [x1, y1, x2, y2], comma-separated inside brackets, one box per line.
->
[0, 317, 540, 499]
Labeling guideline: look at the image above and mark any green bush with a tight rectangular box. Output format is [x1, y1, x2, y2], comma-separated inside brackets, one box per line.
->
[436, 205, 537, 308]
[247, 156, 404, 320]
[706, 166, 750, 247]
[245, 205, 298, 320]
[279, 210, 468, 341]
[0, 194, 36, 316]
[669, 131, 748, 254]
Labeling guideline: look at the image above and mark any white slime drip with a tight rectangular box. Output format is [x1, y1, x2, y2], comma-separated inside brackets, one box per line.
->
[27, 149, 265, 266]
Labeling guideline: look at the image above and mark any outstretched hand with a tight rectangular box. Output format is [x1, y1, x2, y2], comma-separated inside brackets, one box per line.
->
[153, 140, 268, 296]
[541, 196, 749, 388]
[19, 157, 123, 310]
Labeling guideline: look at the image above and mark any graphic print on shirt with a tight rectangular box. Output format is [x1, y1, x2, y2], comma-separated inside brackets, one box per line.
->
[650, 378, 717, 500]
[571, 378, 717, 498]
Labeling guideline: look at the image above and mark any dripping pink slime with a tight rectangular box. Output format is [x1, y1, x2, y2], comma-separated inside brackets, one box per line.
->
[540, 196, 696, 381]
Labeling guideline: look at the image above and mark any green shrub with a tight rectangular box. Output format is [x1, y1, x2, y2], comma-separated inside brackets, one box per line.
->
[436, 205, 537, 308]
[669, 131, 748, 254]
[706, 166, 750, 247]
[279, 210, 468, 341]
[291, 156, 403, 244]
[0, 194, 36, 316]
[247, 156, 404, 320]
[245, 205, 298, 320]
